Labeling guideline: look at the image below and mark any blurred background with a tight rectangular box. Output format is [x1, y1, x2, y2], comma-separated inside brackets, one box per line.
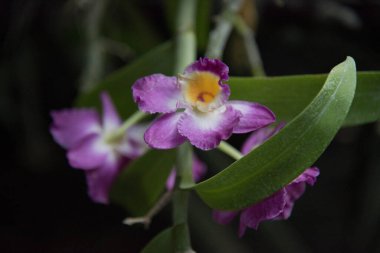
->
[1, 0, 380, 252]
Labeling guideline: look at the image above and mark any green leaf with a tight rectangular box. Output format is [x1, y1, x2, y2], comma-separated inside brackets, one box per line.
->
[76, 41, 175, 118]
[192, 57, 357, 210]
[140, 223, 191, 253]
[229, 71, 380, 127]
[109, 149, 176, 216]
[141, 227, 174, 253]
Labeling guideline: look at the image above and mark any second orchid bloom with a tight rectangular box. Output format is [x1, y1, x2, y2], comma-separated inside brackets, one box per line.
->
[132, 58, 275, 150]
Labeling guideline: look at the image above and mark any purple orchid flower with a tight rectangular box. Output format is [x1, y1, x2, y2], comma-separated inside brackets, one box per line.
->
[132, 58, 275, 150]
[50, 92, 147, 204]
[165, 155, 207, 191]
[213, 123, 320, 237]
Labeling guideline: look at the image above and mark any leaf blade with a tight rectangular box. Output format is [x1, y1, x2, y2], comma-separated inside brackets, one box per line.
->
[229, 71, 380, 127]
[193, 57, 357, 210]
[110, 149, 175, 215]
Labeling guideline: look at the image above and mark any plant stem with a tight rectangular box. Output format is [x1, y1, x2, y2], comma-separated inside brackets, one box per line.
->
[105, 111, 147, 143]
[205, 0, 243, 59]
[123, 191, 173, 228]
[80, 0, 108, 92]
[173, 143, 194, 253]
[218, 141, 243, 160]
[172, 0, 197, 252]
[174, 0, 197, 73]
[232, 14, 266, 76]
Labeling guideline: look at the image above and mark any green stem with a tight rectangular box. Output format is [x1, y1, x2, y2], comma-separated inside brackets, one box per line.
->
[172, 0, 197, 252]
[173, 143, 194, 253]
[106, 111, 147, 143]
[218, 141, 243, 160]
[80, 0, 108, 92]
[123, 191, 173, 228]
[231, 13, 266, 76]
[205, 0, 243, 59]
[174, 0, 197, 73]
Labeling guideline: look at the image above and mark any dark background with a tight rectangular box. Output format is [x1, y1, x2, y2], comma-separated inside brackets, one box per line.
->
[1, 0, 380, 252]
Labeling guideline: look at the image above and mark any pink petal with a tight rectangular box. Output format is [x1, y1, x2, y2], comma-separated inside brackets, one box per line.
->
[85, 157, 124, 204]
[177, 106, 241, 150]
[241, 127, 277, 155]
[184, 58, 229, 82]
[239, 189, 286, 237]
[144, 112, 186, 149]
[229, 101, 275, 134]
[213, 210, 239, 225]
[277, 167, 319, 219]
[50, 109, 101, 149]
[278, 183, 306, 220]
[132, 74, 183, 113]
[193, 155, 207, 183]
[100, 92, 121, 132]
[165, 169, 176, 191]
[292, 166, 320, 185]
[67, 134, 109, 170]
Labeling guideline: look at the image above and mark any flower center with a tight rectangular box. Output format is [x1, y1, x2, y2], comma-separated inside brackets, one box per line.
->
[182, 71, 221, 110]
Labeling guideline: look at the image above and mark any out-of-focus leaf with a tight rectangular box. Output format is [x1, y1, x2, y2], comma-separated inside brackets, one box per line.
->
[141, 227, 174, 253]
[229, 71, 380, 127]
[76, 41, 174, 118]
[192, 57, 356, 210]
[110, 149, 175, 215]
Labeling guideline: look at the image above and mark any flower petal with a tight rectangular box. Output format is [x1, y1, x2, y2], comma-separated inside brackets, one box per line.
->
[238, 189, 286, 237]
[278, 183, 306, 220]
[144, 113, 186, 149]
[276, 167, 319, 219]
[132, 74, 182, 113]
[50, 109, 101, 149]
[241, 122, 286, 155]
[184, 58, 230, 105]
[85, 157, 125, 204]
[184, 58, 229, 82]
[193, 155, 207, 182]
[67, 134, 109, 170]
[213, 210, 239, 225]
[292, 166, 320, 185]
[100, 92, 121, 132]
[165, 169, 176, 191]
[229, 101, 275, 134]
[178, 106, 241, 150]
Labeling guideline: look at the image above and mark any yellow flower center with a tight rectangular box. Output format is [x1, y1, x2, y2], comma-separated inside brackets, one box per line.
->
[183, 71, 221, 107]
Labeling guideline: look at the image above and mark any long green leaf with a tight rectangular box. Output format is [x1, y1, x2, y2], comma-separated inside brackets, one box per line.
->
[229, 71, 380, 127]
[109, 149, 175, 215]
[76, 41, 175, 118]
[192, 57, 357, 210]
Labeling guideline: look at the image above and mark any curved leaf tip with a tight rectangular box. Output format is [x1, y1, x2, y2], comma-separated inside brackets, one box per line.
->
[192, 57, 356, 210]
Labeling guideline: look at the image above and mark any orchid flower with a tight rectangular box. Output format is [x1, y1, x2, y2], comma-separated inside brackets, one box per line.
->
[213, 123, 320, 237]
[132, 58, 275, 150]
[50, 92, 147, 204]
